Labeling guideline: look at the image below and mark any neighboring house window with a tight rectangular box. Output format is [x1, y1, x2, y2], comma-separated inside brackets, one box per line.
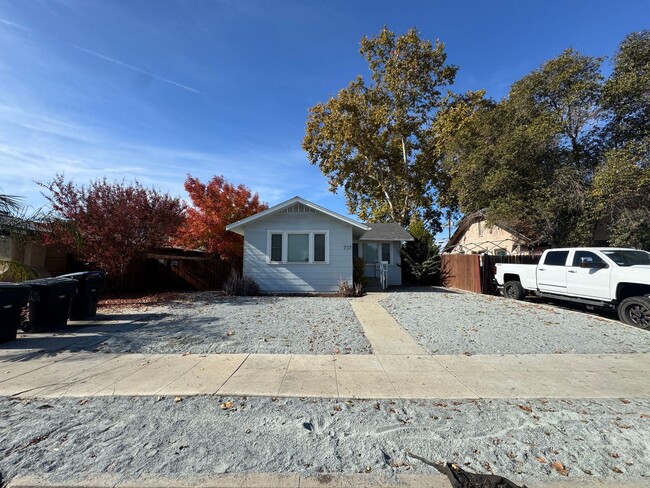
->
[381, 243, 391, 263]
[267, 231, 329, 264]
[270, 233, 283, 262]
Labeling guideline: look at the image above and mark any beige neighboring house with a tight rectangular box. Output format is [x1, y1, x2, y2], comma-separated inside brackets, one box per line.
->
[0, 214, 70, 277]
[442, 209, 540, 256]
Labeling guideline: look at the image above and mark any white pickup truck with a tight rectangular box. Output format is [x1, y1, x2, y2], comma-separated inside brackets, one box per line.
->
[494, 247, 650, 328]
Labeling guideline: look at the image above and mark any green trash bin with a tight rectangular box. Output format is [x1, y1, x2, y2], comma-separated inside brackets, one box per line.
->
[60, 271, 106, 320]
[0, 282, 30, 343]
[24, 278, 78, 332]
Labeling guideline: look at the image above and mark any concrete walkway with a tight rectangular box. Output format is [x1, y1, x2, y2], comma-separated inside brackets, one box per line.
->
[8, 472, 641, 488]
[351, 293, 427, 355]
[2, 349, 648, 400]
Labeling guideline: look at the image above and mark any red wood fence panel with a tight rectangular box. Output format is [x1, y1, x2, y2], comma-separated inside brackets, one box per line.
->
[440, 254, 482, 293]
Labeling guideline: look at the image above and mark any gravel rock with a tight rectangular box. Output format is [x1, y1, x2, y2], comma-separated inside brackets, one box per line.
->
[381, 289, 650, 355]
[0, 396, 648, 485]
[96, 294, 371, 355]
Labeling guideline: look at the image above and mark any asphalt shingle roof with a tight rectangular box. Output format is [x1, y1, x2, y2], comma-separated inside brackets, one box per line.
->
[359, 223, 413, 241]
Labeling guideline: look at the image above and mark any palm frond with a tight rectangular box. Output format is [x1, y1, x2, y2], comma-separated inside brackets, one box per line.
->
[0, 259, 39, 282]
[0, 194, 22, 213]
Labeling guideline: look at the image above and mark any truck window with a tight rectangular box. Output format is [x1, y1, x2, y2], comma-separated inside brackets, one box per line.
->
[572, 251, 606, 267]
[543, 250, 569, 266]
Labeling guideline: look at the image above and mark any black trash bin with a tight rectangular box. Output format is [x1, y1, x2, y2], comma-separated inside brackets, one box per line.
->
[60, 271, 105, 320]
[0, 283, 30, 343]
[24, 277, 78, 332]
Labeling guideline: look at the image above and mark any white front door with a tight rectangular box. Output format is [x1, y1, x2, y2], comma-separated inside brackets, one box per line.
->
[361, 242, 378, 277]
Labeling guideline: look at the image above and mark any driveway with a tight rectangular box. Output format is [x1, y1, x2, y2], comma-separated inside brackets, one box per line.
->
[381, 288, 650, 355]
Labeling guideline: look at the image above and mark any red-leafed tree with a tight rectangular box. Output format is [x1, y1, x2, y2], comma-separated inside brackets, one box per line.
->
[175, 175, 267, 261]
[39, 175, 185, 285]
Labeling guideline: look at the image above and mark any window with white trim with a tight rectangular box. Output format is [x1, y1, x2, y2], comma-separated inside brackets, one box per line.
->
[267, 231, 329, 264]
[381, 243, 391, 263]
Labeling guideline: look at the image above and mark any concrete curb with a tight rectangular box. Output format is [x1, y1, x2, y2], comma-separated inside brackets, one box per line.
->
[7, 473, 648, 487]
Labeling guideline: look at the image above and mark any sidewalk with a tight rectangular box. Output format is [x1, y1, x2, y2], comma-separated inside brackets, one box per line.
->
[8, 472, 644, 488]
[2, 350, 648, 399]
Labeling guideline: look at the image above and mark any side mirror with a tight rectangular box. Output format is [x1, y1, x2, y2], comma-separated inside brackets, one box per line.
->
[580, 257, 594, 268]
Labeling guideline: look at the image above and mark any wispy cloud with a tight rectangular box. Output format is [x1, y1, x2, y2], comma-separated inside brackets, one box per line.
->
[0, 17, 202, 96]
[0, 103, 317, 209]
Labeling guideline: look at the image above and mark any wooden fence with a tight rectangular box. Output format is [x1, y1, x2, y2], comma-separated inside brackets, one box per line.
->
[441, 254, 482, 293]
[441, 253, 541, 294]
[122, 253, 239, 292]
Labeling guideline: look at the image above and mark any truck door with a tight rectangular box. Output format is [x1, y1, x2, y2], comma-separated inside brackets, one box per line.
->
[537, 250, 569, 293]
[566, 250, 612, 300]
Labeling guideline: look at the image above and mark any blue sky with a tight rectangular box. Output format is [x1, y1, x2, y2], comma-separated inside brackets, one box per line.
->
[0, 0, 648, 238]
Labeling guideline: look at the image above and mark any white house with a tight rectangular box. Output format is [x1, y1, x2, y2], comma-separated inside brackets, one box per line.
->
[226, 196, 413, 293]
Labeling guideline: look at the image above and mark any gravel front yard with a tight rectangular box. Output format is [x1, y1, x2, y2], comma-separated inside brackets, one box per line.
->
[95, 293, 371, 355]
[381, 288, 650, 355]
[1, 396, 648, 485]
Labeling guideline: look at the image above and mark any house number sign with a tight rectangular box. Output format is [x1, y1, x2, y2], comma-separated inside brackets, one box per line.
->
[343, 245, 352, 250]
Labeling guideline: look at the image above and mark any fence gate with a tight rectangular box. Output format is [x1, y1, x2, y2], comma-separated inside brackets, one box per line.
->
[440, 254, 482, 293]
[441, 254, 542, 294]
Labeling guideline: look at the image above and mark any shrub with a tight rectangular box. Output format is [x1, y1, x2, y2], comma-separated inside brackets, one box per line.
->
[353, 256, 368, 289]
[337, 279, 356, 297]
[223, 270, 260, 296]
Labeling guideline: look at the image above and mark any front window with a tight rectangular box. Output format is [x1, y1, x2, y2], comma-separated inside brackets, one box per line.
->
[362, 243, 378, 263]
[287, 234, 309, 262]
[601, 250, 650, 267]
[381, 243, 391, 263]
[270, 234, 283, 262]
[314, 233, 326, 262]
[267, 231, 328, 264]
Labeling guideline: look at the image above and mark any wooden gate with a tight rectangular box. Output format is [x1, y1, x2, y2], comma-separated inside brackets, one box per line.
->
[441, 253, 542, 294]
[440, 254, 482, 293]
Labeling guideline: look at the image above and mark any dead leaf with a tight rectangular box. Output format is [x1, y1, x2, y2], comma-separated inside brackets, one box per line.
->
[614, 421, 632, 429]
[174, 396, 183, 403]
[78, 399, 88, 406]
[220, 401, 234, 410]
[640, 414, 650, 419]
[612, 466, 623, 473]
[621, 399, 631, 404]
[610, 452, 620, 458]
[226, 331, 234, 336]
[518, 404, 533, 413]
[551, 460, 569, 476]
[536, 456, 547, 463]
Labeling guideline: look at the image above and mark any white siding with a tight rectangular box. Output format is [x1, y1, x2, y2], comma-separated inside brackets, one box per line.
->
[242, 212, 353, 293]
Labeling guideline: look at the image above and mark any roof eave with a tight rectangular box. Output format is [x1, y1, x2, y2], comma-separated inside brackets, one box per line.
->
[225, 196, 370, 233]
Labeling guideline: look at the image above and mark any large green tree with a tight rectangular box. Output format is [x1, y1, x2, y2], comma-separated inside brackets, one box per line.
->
[303, 27, 457, 228]
[594, 30, 650, 248]
[435, 49, 605, 246]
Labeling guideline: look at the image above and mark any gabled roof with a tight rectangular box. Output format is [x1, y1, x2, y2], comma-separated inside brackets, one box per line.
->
[225, 196, 370, 235]
[359, 223, 414, 241]
[442, 208, 532, 253]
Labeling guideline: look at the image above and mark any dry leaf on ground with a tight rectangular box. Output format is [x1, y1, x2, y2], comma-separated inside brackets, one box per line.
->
[220, 401, 234, 410]
[551, 460, 569, 476]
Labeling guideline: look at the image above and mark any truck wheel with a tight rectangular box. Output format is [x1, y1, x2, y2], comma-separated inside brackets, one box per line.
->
[503, 281, 525, 300]
[617, 296, 650, 329]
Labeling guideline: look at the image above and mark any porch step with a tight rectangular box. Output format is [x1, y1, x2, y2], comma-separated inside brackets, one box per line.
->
[364, 277, 383, 292]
